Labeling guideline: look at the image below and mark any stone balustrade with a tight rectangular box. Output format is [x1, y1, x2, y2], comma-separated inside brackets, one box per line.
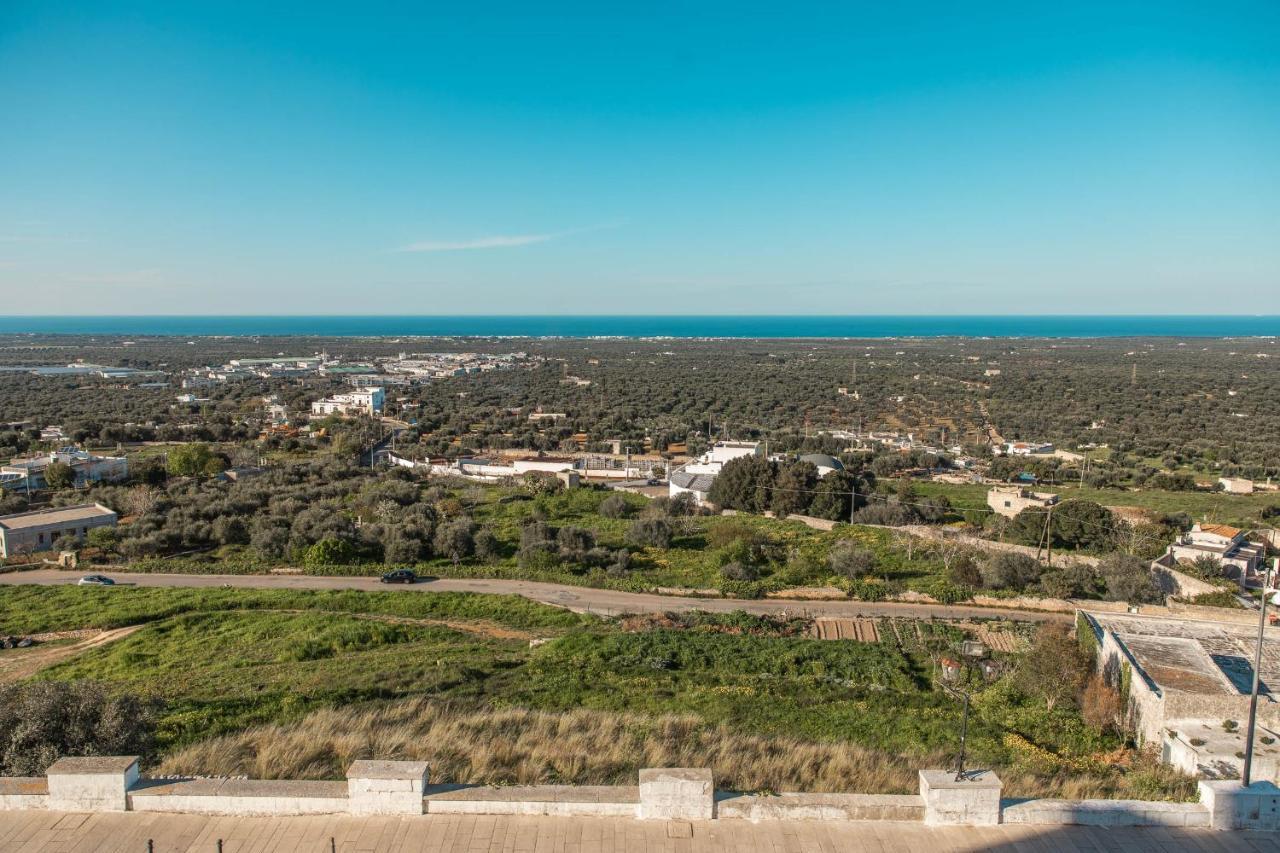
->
[0, 758, 1274, 831]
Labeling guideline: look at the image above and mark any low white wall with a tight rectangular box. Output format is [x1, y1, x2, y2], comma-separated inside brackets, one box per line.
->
[717, 792, 922, 821]
[2, 760, 1277, 832]
[130, 779, 349, 816]
[426, 785, 638, 817]
[1002, 798, 1209, 827]
[0, 778, 48, 811]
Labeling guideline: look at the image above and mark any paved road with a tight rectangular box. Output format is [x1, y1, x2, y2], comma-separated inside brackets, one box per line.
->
[0, 569, 1069, 623]
[0, 810, 1271, 853]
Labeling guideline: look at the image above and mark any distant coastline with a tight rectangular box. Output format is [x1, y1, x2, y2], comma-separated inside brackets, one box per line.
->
[0, 315, 1275, 339]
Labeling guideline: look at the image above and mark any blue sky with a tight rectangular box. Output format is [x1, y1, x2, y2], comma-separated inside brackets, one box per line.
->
[1, 2, 1276, 315]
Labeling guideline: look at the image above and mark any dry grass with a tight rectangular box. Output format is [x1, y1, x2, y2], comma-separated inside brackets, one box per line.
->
[155, 698, 1194, 800]
[157, 698, 938, 794]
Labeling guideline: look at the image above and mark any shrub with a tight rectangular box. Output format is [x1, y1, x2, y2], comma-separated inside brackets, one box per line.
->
[598, 494, 631, 519]
[473, 527, 500, 562]
[947, 553, 982, 588]
[304, 537, 356, 568]
[556, 526, 596, 557]
[850, 503, 914, 526]
[828, 542, 877, 579]
[1080, 673, 1122, 734]
[518, 541, 562, 570]
[434, 518, 476, 565]
[979, 552, 1042, 592]
[0, 682, 158, 776]
[720, 561, 759, 582]
[1099, 553, 1162, 604]
[627, 518, 672, 549]
[1013, 625, 1092, 711]
[1038, 563, 1098, 599]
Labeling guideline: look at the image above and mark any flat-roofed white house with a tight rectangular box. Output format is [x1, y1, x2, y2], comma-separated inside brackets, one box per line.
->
[986, 485, 1059, 519]
[701, 441, 763, 467]
[310, 387, 385, 417]
[1002, 441, 1055, 456]
[0, 503, 118, 558]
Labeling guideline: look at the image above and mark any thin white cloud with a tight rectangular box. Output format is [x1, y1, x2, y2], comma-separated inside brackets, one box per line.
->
[398, 233, 556, 253]
[396, 222, 622, 253]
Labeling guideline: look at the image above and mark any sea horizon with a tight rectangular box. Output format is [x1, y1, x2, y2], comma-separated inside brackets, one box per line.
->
[0, 314, 1275, 339]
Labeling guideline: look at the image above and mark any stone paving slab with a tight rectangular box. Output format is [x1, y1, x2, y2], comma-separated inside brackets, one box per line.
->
[1, 809, 1277, 852]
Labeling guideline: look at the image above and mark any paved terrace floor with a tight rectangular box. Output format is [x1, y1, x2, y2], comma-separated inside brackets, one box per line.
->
[2, 812, 1277, 853]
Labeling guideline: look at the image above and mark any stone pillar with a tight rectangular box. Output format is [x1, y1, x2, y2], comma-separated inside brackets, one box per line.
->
[46, 756, 140, 812]
[919, 769, 1002, 826]
[346, 760, 429, 815]
[1199, 779, 1280, 831]
[638, 768, 714, 820]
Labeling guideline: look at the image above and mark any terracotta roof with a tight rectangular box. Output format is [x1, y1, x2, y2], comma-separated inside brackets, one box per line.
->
[1198, 523, 1244, 539]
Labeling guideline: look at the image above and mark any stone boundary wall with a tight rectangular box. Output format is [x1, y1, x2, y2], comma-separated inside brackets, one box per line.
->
[3, 758, 1277, 831]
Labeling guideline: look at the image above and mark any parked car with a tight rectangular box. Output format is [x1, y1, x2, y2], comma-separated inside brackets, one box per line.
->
[379, 569, 418, 584]
[77, 575, 115, 586]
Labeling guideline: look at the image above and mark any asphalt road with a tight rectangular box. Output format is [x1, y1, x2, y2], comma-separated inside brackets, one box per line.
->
[0, 569, 1069, 623]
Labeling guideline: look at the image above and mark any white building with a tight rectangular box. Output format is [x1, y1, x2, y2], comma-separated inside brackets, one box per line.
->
[1002, 441, 1055, 456]
[0, 449, 129, 491]
[700, 441, 763, 467]
[1156, 523, 1266, 584]
[0, 503, 118, 558]
[1082, 609, 1280, 778]
[668, 441, 763, 506]
[986, 485, 1059, 519]
[311, 387, 385, 417]
[669, 469, 717, 505]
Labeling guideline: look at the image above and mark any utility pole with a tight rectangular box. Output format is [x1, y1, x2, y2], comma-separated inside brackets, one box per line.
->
[1242, 558, 1276, 787]
[1035, 504, 1054, 566]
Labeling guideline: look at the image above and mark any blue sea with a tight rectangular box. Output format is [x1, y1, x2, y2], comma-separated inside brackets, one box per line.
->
[0, 315, 1275, 338]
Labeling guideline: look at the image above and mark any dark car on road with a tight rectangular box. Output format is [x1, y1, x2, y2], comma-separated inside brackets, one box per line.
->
[380, 569, 418, 584]
[77, 575, 115, 586]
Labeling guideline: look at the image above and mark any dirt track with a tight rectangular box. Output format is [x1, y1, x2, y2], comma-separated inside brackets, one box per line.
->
[0, 625, 141, 684]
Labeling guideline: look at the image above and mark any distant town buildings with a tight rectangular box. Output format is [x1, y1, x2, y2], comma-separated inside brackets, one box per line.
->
[383, 351, 526, 379]
[986, 485, 1059, 519]
[0, 503, 118, 558]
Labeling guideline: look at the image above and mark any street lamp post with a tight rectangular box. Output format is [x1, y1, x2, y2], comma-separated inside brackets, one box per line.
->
[1242, 557, 1277, 787]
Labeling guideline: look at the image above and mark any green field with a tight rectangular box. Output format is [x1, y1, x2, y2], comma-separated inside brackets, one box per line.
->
[2, 585, 1193, 800]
